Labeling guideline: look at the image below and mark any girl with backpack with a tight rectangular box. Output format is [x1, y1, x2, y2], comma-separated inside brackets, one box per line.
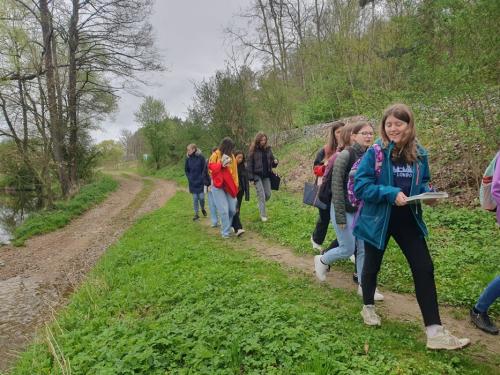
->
[185, 144, 206, 221]
[208, 138, 239, 238]
[353, 103, 469, 350]
[314, 121, 384, 301]
[310, 121, 345, 252]
[247, 132, 279, 222]
[232, 150, 250, 236]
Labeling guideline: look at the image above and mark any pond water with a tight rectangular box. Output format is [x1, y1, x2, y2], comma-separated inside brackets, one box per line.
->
[0, 192, 36, 245]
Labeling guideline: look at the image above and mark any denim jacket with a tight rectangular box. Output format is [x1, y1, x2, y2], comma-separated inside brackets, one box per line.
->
[352, 140, 433, 250]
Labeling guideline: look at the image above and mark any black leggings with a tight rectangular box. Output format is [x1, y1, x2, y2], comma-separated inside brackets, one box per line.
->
[312, 205, 330, 245]
[361, 206, 441, 326]
[232, 190, 244, 231]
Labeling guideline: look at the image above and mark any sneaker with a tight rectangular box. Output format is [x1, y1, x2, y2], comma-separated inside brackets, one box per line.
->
[352, 273, 358, 284]
[361, 305, 381, 326]
[349, 254, 356, 263]
[357, 285, 384, 301]
[192, 215, 200, 221]
[201, 208, 207, 217]
[261, 216, 268, 222]
[222, 234, 231, 239]
[470, 308, 499, 335]
[426, 327, 470, 350]
[210, 223, 218, 228]
[310, 236, 322, 252]
[236, 229, 245, 237]
[314, 255, 328, 282]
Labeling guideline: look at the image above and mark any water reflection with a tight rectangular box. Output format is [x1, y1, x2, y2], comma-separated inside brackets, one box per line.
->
[0, 192, 37, 245]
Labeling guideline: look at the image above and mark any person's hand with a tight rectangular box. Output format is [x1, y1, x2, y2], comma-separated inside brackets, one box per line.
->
[395, 192, 408, 206]
[338, 224, 346, 230]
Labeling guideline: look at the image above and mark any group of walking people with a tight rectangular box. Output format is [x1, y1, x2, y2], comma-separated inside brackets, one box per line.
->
[186, 102, 499, 351]
[184, 132, 278, 239]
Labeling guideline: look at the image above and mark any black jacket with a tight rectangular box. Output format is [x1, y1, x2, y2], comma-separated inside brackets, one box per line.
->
[247, 147, 278, 180]
[238, 162, 250, 201]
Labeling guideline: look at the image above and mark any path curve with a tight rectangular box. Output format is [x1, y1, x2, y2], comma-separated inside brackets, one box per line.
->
[0, 175, 176, 372]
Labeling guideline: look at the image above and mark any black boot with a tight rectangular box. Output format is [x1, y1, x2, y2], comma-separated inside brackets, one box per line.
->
[470, 308, 499, 335]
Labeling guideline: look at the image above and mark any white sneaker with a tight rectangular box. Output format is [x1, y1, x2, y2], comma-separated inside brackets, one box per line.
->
[349, 255, 356, 263]
[236, 229, 245, 237]
[314, 255, 328, 282]
[261, 216, 268, 222]
[361, 305, 381, 326]
[310, 236, 322, 252]
[426, 327, 470, 350]
[357, 285, 384, 301]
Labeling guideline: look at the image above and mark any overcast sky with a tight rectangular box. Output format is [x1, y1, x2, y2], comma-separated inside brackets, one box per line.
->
[91, 0, 251, 143]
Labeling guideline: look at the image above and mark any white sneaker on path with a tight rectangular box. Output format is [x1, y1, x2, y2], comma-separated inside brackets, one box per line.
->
[314, 255, 328, 282]
[426, 327, 470, 350]
[361, 305, 381, 326]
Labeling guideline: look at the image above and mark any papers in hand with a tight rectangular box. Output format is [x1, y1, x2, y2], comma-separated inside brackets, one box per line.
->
[406, 192, 449, 202]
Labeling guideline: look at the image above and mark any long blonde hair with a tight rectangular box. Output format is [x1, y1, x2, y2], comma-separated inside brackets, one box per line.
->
[380, 103, 418, 163]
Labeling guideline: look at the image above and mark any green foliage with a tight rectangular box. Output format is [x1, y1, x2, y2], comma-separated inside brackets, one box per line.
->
[95, 140, 125, 168]
[240, 192, 500, 316]
[13, 175, 119, 246]
[11, 193, 495, 374]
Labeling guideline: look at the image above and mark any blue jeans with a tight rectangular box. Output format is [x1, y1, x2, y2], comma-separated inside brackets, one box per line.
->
[207, 190, 219, 226]
[211, 186, 237, 237]
[321, 205, 365, 285]
[475, 276, 500, 313]
[192, 192, 205, 215]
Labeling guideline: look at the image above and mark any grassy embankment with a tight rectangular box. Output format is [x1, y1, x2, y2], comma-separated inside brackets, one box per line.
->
[10, 192, 496, 374]
[12, 175, 119, 246]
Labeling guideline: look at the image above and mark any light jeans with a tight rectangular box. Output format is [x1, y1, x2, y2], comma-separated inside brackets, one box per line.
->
[475, 276, 500, 313]
[192, 192, 205, 215]
[211, 186, 237, 237]
[207, 189, 219, 227]
[321, 205, 365, 285]
[254, 176, 271, 218]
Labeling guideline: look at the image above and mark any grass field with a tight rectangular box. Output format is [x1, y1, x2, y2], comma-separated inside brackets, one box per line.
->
[10, 192, 495, 374]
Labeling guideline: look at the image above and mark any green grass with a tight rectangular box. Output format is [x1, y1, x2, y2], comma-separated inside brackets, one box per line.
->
[13, 175, 119, 246]
[149, 160, 188, 188]
[10, 192, 495, 374]
[239, 191, 500, 316]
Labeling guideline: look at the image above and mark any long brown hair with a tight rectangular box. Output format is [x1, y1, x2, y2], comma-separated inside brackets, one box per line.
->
[325, 121, 346, 157]
[380, 103, 417, 163]
[338, 123, 355, 151]
[249, 131, 269, 155]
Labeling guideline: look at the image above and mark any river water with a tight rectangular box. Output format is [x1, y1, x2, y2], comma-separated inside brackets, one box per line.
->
[0, 193, 35, 245]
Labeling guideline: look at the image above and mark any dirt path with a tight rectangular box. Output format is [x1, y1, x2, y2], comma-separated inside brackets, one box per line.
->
[0, 175, 176, 372]
[200, 221, 499, 365]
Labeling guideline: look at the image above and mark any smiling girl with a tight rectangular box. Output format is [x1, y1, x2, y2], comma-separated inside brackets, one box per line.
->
[353, 103, 469, 350]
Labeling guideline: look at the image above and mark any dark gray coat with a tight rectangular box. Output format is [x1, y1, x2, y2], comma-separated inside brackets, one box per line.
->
[247, 147, 278, 180]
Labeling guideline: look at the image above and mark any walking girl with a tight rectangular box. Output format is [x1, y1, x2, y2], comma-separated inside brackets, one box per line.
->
[231, 150, 250, 236]
[185, 144, 206, 221]
[353, 103, 469, 349]
[247, 132, 278, 222]
[310, 121, 345, 252]
[314, 121, 384, 301]
[208, 138, 239, 238]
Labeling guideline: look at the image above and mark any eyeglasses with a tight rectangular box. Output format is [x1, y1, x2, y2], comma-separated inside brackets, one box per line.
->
[356, 131, 374, 137]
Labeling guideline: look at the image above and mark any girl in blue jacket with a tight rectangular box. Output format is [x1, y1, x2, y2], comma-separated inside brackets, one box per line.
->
[353, 103, 469, 350]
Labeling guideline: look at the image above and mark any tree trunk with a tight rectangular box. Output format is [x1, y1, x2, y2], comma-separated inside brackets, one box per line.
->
[68, 0, 80, 188]
[39, 0, 70, 197]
